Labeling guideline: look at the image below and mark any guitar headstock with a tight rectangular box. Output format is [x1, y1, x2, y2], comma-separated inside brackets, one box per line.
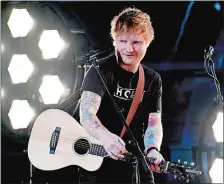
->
[160, 159, 202, 183]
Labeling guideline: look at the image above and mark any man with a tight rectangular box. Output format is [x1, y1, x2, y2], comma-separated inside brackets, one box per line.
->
[79, 7, 164, 183]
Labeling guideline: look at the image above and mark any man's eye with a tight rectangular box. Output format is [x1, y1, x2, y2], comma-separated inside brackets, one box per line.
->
[120, 40, 127, 43]
[134, 41, 142, 44]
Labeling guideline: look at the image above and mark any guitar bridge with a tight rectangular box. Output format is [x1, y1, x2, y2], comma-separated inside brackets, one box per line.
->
[49, 127, 61, 154]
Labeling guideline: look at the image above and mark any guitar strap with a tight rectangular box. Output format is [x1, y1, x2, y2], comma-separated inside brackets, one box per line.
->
[120, 64, 145, 138]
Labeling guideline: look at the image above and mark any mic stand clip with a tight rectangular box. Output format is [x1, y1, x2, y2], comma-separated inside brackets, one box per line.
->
[205, 56, 224, 105]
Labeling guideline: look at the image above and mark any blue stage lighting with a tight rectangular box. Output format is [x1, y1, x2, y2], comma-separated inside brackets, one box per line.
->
[214, 2, 221, 11]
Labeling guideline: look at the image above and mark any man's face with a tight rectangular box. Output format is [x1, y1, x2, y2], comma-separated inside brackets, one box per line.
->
[114, 32, 148, 66]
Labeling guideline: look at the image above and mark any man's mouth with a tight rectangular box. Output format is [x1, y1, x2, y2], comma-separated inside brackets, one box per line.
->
[124, 54, 135, 57]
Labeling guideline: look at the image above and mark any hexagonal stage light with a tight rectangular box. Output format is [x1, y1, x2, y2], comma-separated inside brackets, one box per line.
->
[7, 8, 34, 38]
[8, 54, 34, 84]
[38, 30, 65, 59]
[1, 88, 5, 98]
[39, 75, 65, 104]
[209, 158, 223, 183]
[8, 100, 35, 129]
[212, 112, 223, 142]
[1, 44, 4, 53]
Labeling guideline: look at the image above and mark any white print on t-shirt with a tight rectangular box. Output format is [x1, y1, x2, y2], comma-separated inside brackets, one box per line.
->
[113, 85, 145, 101]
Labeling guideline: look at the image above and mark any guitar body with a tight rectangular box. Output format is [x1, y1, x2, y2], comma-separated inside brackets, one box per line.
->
[28, 109, 104, 171]
[28, 109, 202, 182]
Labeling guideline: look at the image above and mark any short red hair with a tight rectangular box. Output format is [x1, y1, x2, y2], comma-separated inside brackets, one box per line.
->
[110, 7, 154, 45]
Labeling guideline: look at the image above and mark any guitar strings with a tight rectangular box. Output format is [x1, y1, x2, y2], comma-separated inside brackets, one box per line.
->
[50, 135, 88, 143]
[53, 137, 106, 152]
[56, 138, 113, 155]
[54, 136, 91, 143]
[52, 140, 107, 155]
[51, 136, 102, 148]
[57, 137, 95, 147]
[49, 136, 130, 156]
[56, 137, 130, 155]
[47, 138, 157, 162]
[50, 137, 136, 157]
[58, 138, 93, 147]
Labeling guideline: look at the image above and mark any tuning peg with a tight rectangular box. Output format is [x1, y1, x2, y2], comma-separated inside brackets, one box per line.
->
[186, 179, 189, 183]
[184, 161, 187, 165]
[174, 175, 177, 179]
[190, 162, 195, 166]
[177, 159, 181, 163]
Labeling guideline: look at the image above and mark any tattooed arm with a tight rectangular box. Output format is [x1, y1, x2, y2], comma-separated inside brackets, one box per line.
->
[144, 112, 163, 152]
[80, 91, 127, 159]
[80, 91, 108, 140]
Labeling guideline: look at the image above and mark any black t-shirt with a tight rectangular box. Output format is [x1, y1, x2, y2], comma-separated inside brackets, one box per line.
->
[81, 55, 162, 150]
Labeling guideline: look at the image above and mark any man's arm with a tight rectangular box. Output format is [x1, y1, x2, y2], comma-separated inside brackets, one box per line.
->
[144, 73, 163, 152]
[144, 112, 163, 152]
[80, 91, 108, 140]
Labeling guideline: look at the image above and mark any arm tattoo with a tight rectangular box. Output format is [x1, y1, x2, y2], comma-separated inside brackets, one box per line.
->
[80, 91, 106, 139]
[144, 113, 163, 152]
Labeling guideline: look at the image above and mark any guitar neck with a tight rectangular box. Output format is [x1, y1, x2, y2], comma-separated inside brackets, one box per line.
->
[89, 143, 134, 162]
[89, 143, 108, 157]
[89, 143, 167, 166]
[88, 144, 202, 181]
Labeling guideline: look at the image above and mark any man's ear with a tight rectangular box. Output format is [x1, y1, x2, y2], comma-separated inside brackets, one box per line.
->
[146, 40, 151, 48]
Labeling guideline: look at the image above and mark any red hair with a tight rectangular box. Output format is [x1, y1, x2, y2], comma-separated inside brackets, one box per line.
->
[110, 7, 154, 45]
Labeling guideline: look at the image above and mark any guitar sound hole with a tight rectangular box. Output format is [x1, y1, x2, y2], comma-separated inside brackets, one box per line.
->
[74, 138, 90, 155]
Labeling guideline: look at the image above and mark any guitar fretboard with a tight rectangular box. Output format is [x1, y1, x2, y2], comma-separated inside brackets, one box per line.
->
[88, 143, 134, 162]
[89, 143, 108, 157]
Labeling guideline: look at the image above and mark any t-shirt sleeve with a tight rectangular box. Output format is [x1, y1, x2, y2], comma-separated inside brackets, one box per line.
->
[81, 66, 106, 97]
[148, 73, 162, 113]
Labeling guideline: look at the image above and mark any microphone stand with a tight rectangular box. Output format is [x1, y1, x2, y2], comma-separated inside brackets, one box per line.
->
[91, 55, 151, 183]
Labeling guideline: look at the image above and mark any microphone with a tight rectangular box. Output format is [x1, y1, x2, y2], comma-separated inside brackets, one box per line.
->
[76, 47, 114, 64]
[89, 47, 113, 60]
[204, 45, 214, 59]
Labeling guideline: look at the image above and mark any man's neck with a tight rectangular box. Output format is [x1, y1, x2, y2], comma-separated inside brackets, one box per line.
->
[120, 63, 139, 73]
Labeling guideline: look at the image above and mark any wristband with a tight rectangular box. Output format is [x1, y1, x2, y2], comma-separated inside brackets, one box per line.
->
[146, 147, 158, 154]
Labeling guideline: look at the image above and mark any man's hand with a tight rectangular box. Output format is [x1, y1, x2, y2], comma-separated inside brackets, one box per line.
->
[147, 149, 164, 173]
[98, 130, 128, 160]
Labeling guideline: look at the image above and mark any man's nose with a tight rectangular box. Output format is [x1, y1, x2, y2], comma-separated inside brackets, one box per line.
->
[127, 43, 134, 52]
